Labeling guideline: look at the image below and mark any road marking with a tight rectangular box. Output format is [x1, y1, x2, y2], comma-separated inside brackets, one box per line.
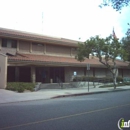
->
[0, 103, 130, 130]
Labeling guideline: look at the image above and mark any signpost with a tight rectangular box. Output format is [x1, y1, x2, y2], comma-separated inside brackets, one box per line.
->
[87, 64, 90, 92]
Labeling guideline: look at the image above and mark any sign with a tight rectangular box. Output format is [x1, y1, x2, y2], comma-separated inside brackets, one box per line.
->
[74, 71, 77, 76]
[118, 118, 130, 130]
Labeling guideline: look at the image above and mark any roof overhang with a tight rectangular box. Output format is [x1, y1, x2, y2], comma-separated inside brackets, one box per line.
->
[0, 27, 79, 47]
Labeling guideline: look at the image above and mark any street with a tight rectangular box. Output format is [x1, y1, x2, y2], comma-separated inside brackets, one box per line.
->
[0, 91, 130, 130]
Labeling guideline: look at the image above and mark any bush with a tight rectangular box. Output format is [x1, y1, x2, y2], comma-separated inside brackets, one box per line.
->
[123, 82, 130, 85]
[6, 82, 35, 93]
[17, 86, 24, 93]
[73, 76, 123, 83]
[117, 77, 123, 82]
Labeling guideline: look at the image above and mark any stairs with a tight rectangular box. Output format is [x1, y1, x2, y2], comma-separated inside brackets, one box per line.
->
[40, 83, 73, 89]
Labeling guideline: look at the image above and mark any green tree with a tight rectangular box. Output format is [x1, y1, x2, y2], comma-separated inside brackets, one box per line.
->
[76, 35, 127, 89]
[122, 36, 130, 61]
[100, 0, 130, 11]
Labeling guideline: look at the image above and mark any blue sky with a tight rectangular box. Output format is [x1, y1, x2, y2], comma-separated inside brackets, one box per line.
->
[0, 0, 129, 41]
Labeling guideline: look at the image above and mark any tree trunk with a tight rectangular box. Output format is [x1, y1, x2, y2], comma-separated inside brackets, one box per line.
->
[113, 74, 117, 89]
[112, 67, 118, 89]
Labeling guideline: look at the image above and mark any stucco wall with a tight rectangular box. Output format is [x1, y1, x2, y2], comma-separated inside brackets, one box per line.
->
[86, 69, 93, 77]
[118, 69, 123, 77]
[123, 69, 130, 77]
[0, 53, 7, 89]
[95, 68, 107, 77]
[0, 38, 17, 55]
[65, 67, 85, 82]
[46, 44, 71, 56]
[32, 43, 44, 54]
[19, 40, 30, 53]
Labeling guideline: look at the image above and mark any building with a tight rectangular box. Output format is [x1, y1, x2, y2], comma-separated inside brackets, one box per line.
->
[0, 27, 130, 88]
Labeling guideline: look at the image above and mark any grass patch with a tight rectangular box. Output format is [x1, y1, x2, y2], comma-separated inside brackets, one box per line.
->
[99, 82, 130, 88]
[6, 82, 35, 93]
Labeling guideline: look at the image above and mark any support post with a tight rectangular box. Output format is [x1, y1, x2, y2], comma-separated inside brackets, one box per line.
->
[31, 66, 36, 83]
[15, 67, 19, 82]
[0, 53, 7, 88]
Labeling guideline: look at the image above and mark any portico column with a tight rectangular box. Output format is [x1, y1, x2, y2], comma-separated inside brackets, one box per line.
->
[0, 38, 2, 51]
[31, 66, 36, 83]
[15, 67, 19, 82]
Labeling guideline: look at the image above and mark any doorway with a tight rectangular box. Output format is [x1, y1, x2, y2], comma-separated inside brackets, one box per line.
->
[50, 67, 64, 83]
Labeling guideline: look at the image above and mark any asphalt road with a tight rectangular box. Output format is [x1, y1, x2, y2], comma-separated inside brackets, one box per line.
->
[0, 91, 130, 130]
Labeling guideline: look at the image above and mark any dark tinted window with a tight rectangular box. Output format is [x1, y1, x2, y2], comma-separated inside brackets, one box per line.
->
[2, 38, 17, 48]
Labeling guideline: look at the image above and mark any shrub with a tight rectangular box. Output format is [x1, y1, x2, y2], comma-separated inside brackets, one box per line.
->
[73, 76, 123, 83]
[123, 82, 130, 85]
[117, 77, 123, 82]
[17, 86, 24, 93]
[6, 82, 35, 93]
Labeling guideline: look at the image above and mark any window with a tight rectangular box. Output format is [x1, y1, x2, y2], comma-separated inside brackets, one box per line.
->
[2, 39, 17, 48]
[32, 42, 44, 46]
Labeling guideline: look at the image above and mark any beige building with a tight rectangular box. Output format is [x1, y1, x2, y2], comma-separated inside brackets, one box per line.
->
[0, 53, 7, 88]
[0, 27, 130, 88]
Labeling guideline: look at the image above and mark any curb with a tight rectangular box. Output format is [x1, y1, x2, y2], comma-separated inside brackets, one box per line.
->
[0, 89, 130, 104]
[52, 89, 130, 99]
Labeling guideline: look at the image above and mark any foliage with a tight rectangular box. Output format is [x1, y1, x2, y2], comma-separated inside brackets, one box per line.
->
[6, 82, 35, 93]
[100, 0, 130, 11]
[73, 76, 123, 83]
[122, 36, 130, 61]
[76, 35, 127, 89]
[99, 81, 130, 88]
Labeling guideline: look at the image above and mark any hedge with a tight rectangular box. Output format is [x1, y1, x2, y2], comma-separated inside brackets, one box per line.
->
[6, 82, 35, 93]
[73, 76, 123, 83]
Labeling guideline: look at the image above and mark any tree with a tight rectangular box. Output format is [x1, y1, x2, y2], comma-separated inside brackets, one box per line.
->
[76, 35, 127, 89]
[122, 36, 130, 61]
[100, 0, 130, 11]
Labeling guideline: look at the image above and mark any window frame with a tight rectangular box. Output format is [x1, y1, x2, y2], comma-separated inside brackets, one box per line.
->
[2, 38, 17, 48]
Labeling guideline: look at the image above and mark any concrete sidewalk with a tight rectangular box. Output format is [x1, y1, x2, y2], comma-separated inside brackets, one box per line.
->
[0, 86, 130, 104]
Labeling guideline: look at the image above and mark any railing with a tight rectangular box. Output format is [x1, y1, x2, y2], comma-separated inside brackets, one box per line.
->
[71, 77, 114, 88]
[123, 77, 130, 82]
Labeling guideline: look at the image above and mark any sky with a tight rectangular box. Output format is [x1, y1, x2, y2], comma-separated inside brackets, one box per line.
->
[0, 0, 129, 41]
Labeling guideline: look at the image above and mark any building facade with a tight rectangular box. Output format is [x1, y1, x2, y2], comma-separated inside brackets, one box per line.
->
[0, 27, 130, 88]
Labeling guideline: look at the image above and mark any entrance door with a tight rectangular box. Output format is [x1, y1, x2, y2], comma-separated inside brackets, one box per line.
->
[50, 67, 64, 83]
[36, 67, 49, 83]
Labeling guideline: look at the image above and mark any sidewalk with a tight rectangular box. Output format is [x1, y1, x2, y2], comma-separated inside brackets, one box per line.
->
[0, 85, 130, 104]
